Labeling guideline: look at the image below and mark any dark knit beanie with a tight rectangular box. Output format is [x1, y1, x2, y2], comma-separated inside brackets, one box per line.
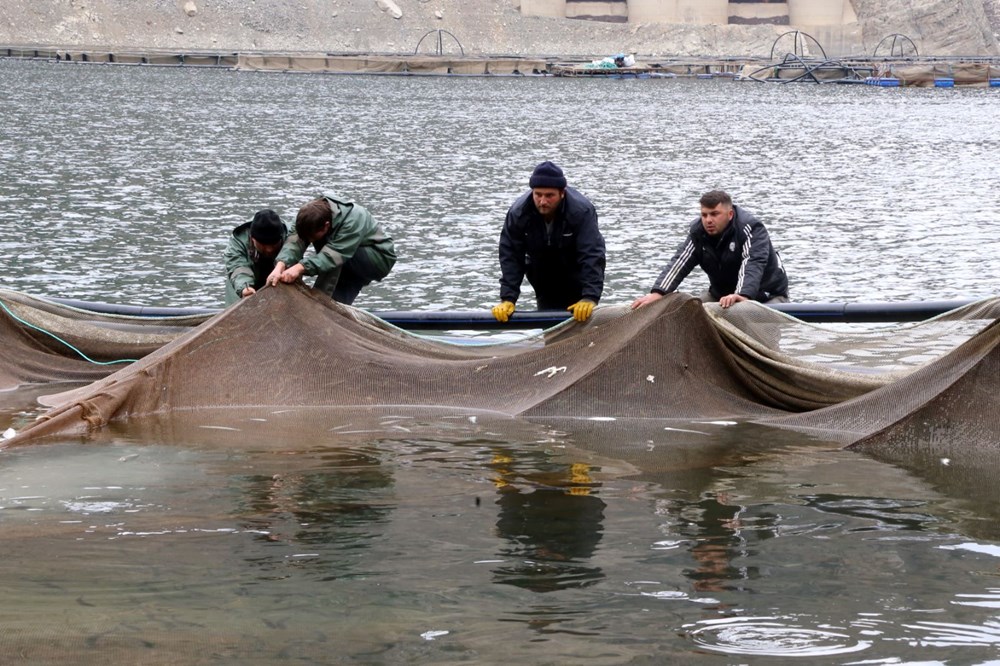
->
[249, 209, 285, 245]
[529, 161, 567, 189]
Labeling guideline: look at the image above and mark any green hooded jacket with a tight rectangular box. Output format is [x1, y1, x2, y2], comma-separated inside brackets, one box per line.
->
[224, 221, 288, 305]
[276, 194, 396, 279]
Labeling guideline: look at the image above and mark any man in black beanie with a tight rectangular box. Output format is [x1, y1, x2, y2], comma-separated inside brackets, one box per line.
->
[223, 209, 288, 305]
[492, 161, 606, 323]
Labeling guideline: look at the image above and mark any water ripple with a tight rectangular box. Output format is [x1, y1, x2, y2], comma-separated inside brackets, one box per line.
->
[900, 619, 1000, 648]
[684, 615, 873, 657]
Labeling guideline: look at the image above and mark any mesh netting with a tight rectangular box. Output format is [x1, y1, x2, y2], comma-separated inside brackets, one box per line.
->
[696, 297, 1000, 450]
[0, 288, 211, 390]
[2, 285, 998, 453]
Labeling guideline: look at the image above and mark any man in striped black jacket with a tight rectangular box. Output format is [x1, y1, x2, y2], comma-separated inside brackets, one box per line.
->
[631, 190, 788, 310]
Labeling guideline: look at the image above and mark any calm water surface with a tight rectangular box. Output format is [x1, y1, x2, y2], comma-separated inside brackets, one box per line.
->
[2, 59, 1000, 663]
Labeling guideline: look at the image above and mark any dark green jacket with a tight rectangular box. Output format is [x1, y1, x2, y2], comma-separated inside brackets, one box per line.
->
[224, 221, 288, 305]
[276, 194, 396, 279]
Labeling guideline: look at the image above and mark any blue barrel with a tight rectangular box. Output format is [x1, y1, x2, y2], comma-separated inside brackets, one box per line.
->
[934, 78, 955, 88]
[990, 79, 1000, 87]
[865, 77, 901, 87]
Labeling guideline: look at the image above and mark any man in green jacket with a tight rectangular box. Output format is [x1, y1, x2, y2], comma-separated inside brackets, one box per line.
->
[224, 209, 288, 305]
[266, 194, 396, 305]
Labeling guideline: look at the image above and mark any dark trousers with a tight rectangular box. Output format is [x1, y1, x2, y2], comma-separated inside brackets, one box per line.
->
[536, 295, 577, 310]
[531, 283, 581, 311]
[314, 246, 385, 306]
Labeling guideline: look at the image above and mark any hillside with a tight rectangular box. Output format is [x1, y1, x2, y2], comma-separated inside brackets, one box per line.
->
[1, 0, 997, 58]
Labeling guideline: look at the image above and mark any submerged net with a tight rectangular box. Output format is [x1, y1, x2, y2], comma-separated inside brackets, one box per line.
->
[2, 285, 998, 453]
[706, 297, 1000, 452]
[0, 288, 211, 391]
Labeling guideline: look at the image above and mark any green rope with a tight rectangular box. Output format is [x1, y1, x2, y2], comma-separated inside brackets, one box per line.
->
[0, 298, 138, 366]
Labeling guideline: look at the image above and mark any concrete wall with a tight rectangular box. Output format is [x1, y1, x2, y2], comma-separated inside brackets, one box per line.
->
[521, 0, 567, 19]
[729, 2, 790, 25]
[530, 0, 857, 27]
[627, 0, 728, 25]
[566, 1, 629, 21]
[788, 0, 857, 27]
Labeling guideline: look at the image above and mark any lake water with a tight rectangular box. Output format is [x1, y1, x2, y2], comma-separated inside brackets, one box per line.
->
[2, 59, 999, 309]
[2, 59, 1000, 664]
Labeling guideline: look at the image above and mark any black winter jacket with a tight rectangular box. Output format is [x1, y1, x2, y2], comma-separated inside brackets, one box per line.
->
[651, 206, 788, 302]
[498, 187, 606, 309]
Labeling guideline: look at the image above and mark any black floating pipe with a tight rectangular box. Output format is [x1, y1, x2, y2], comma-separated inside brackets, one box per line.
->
[47, 297, 220, 318]
[371, 310, 567, 330]
[44, 296, 982, 328]
[769, 299, 978, 323]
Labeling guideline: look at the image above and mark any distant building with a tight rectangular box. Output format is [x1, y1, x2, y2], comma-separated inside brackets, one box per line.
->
[520, 0, 857, 28]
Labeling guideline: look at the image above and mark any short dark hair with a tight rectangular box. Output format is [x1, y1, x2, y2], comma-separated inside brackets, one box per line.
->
[295, 198, 333, 238]
[699, 190, 732, 209]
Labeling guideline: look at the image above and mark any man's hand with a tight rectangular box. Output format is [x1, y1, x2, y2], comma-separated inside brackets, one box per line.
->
[240, 286, 256, 298]
[631, 292, 664, 310]
[567, 299, 596, 322]
[491, 301, 515, 323]
[265, 262, 287, 287]
[279, 264, 307, 284]
[719, 294, 748, 309]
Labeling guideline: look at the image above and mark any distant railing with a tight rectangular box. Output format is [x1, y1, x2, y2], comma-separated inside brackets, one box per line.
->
[873, 34, 919, 58]
[769, 30, 827, 61]
[413, 30, 465, 56]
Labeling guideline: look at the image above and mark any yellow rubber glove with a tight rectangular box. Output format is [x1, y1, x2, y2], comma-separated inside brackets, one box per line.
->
[567, 299, 596, 322]
[491, 300, 515, 323]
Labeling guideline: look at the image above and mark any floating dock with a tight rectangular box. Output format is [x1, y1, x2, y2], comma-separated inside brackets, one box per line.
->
[0, 45, 756, 78]
[3, 45, 1000, 86]
[738, 55, 1000, 87]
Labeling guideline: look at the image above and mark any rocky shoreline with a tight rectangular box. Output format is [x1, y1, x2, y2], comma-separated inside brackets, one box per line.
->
[0, 0, 997, 59]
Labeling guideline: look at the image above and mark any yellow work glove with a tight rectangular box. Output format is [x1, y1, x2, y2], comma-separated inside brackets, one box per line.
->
[567, 299, 596, 322]
[491, 300, 515, 323]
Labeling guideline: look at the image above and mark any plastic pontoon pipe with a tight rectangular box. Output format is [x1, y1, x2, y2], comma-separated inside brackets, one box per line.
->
[46, 296, 981, 329]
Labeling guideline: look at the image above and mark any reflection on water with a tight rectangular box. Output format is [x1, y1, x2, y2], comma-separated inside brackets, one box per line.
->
[677, 493, 770, 594]
[2, 414, 1000, 661]
[801, 493, 937, 531]
[490, 451, 606, 592]
[235, 447, 395, 579]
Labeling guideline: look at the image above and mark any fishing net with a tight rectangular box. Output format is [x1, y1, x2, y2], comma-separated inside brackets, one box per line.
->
[0, 288, 211, 391]
[762, 315, 1000, 449]
[1, 285, 998, 452]
[709, 297, 1000, 453]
